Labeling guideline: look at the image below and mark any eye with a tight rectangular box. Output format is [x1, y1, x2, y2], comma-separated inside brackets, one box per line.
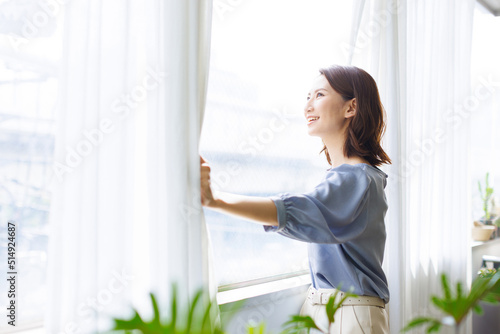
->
[317, 92, 324, 97]
[306, 96, 310, 101]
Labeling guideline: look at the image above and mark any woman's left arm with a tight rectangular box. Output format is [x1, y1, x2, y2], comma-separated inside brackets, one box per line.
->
[200, 155, 278, 226]
[207, 190, 278, 227]
[263, 168, 372, 243]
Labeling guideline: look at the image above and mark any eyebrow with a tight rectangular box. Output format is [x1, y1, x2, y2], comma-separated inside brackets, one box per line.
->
[307, 88, 328, 95]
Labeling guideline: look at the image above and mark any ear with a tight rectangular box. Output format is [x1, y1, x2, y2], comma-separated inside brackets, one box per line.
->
[344, 98, 357, 119]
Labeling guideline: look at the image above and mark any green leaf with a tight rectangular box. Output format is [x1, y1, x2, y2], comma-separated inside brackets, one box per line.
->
[201, 296, 214, 332]
[427, 321, 442, 333]
[325, 292, 337, 324]
[481, 292, 500, 304]
[404, 270, 500, 332]
[441, 274, 451, 300]
[259, 322, 266, 334]
[400, 317, 440, 333]
[472, 304, 483, 315]
[112, 310, 145, 330]
[186, 288, 203, 333]
[282, 315, 321, 332]
[456, 282, 463, 300]
[248, 322, 266, 334]
[107, 282, 229, 334]
[321, 285, 358, 328]
[170, 283, 178, 331]
[149, 292, 162, 328]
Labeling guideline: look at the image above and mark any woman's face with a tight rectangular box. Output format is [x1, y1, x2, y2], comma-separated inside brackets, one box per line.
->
[304, 74, 355, 138]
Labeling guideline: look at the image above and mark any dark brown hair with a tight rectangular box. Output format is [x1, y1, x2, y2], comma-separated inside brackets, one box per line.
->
[318, 65, 391, 167]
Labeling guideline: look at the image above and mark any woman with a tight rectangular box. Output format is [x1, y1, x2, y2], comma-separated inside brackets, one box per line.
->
[200, 65, 391, 333]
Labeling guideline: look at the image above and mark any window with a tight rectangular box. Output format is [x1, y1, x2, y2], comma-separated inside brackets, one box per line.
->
[0, 0, 62, 326]
[200, 0, 353, 288]
[470, 3, 500, 219]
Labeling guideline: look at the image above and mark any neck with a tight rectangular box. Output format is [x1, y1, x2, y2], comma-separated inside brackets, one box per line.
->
[323, 133, 368, 168]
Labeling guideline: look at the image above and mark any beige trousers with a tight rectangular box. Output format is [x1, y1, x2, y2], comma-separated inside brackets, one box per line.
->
[299, 288, 390, 334]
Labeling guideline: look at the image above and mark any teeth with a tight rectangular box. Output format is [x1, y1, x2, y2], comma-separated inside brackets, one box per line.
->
[308, 117, 319, 123]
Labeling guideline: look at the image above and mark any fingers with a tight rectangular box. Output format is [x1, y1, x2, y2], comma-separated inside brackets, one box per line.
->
[199, 155, 213, 206]
[200, 155, 211, 181]
[200, 155, 210, 171]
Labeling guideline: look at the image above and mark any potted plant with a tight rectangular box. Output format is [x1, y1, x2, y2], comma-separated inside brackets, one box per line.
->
[472, 220, 496, 241]
[402, 268, 500, 333]
[102, 283, 355, 334]
[474, 172, 497, 240]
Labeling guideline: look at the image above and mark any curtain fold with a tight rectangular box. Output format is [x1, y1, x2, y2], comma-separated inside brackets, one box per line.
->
[348, 0, 474, 332]
[147, 0, 216, 310]
[46, 0, 215, 332]
[346, 0, 366, 65]
[346, 1, 406, 331]
[403, 2, 474, 333]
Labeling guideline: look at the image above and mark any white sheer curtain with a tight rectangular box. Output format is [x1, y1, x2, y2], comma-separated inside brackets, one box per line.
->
[347, 1, 406, 331]
[46, 0, 214, 332]
[348, 0, 475, 332]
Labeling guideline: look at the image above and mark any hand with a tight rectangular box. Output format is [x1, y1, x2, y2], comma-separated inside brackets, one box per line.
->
[200, 155, 216, 207]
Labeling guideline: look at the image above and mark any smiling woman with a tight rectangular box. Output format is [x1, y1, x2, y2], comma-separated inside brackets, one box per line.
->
[199, 0, 355, 292]
[312, 65, 391, 168]
[201, 64, 391, 333]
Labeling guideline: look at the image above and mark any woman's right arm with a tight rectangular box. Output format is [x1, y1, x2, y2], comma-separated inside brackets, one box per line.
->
[200, 156, 278, 227]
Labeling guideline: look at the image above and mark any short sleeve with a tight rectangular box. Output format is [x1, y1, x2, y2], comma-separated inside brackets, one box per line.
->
[263, 167, 371, 244]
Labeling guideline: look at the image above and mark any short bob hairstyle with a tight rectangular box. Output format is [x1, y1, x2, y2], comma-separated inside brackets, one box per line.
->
[318, 65, 391, 167]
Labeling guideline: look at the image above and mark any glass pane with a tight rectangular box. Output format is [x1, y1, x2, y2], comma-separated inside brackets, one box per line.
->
[0, 0, 61, 325]
[201, 0, 353, 286]
[470, 5, 500, 220]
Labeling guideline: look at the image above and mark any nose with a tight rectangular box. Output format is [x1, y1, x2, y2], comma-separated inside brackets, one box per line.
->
[304, 103, 313, 118]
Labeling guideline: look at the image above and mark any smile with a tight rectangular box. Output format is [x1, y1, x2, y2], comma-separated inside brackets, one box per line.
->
[307, 116, 320, 125]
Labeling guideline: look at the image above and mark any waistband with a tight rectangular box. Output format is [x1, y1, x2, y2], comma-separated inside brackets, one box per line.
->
[306, 286, 385, 308]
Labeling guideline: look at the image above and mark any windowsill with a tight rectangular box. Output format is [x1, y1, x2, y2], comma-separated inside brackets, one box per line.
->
[6, 321, 44, 334]
[12, 275, 312, 333]
[14, 328, 45, 334]
[472, 237, 500, 248]
[217, 273, 311, 305]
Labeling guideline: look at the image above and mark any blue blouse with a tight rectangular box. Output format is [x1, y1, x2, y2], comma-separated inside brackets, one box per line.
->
[263, 163, 389, 303]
